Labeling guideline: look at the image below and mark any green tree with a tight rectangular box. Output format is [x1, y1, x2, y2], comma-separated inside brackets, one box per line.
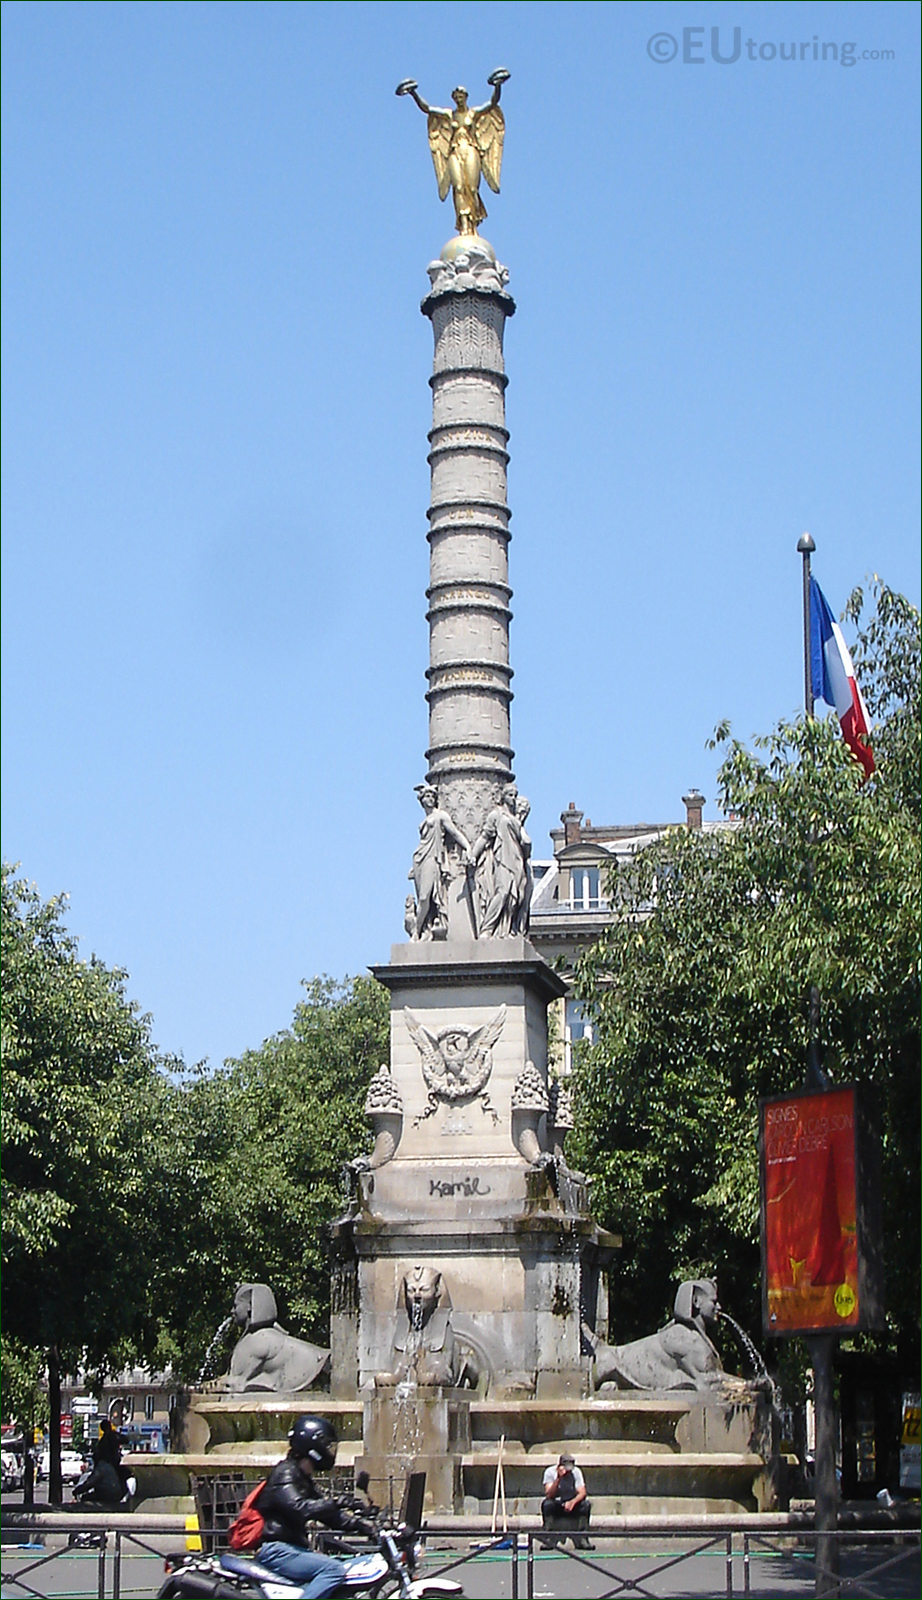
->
[572, 581, 920, 1366]
[2, 867, 391, 1461]
[150, 975, 389, 1380]
[1, 865, 175, 1497]
[0, 1337, 46, 1433]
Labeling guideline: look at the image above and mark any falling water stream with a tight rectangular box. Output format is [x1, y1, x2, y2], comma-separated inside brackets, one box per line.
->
[718, 1310, 775, 1396]
[196, 1315, 233, 1385]
[390, 1298, 426, 1465]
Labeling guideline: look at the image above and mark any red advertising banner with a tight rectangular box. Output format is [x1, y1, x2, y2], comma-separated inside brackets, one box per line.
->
[761, 1086, 862, 1335]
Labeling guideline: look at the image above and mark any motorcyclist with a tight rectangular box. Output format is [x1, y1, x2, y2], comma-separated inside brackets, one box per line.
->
[79, 1419, 128, 1504]
[254, 1415, 371, 1598]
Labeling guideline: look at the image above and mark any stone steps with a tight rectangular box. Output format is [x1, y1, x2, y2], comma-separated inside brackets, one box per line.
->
[460, 1450, 770, 1518]
[468, 1440, 679, 1457]
[468, 1398, 688, 1450]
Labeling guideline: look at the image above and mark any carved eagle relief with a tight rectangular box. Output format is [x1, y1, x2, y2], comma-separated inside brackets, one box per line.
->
[405, 1005, 505, 1124]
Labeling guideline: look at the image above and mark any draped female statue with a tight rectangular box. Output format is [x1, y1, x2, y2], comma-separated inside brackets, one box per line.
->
[408, 783, 472, 940]
[471, 783, 530, 938]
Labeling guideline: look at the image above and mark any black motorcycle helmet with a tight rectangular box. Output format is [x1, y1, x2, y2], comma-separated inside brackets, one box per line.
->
[288, 1414, 338, 1472]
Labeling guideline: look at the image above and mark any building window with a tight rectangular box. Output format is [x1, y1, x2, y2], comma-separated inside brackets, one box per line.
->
[569, 866, 606, 910]
[565, 999, 593, 1071]
[144, 1395, 155, 1421]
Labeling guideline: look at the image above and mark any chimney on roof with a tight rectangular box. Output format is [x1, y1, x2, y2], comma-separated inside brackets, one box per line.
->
[561, 803, 584, 846]
[682, 789, 705, 829]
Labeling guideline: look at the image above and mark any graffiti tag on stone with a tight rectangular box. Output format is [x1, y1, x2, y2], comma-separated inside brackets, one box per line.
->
[429, 1175, 493, 1198]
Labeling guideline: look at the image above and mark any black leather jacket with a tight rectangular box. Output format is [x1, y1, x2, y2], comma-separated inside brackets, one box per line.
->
[257, 1456, 348, 1547]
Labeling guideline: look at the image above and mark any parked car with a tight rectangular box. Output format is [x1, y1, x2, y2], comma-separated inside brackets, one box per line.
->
[2, 1450, 24, 1490]
[38, 1448, 86, 1484]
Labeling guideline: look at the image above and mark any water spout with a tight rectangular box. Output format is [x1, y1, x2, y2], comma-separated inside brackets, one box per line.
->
[403, 1296, 426, 1382]
[196, 1315, 233, 1385]
[718, 1310, 775, 1396]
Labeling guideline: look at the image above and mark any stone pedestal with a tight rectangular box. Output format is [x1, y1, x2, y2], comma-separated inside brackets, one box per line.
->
[357, 1385, 472, 1514]
[330, 938, 616, 1402]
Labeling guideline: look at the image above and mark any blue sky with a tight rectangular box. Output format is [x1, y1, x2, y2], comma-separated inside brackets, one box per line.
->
[3, 0, 919, 1071]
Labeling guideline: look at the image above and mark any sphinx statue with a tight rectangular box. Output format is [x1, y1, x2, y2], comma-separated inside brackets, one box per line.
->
[584, 1279, 725, 1392]
[221, 1283, 330, 1394]
[375, 1266, 477, 1389]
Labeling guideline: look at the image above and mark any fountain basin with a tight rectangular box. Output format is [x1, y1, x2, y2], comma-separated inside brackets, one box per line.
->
[134, 1384, 784, 1519]
[175, 1395, 363, 1455]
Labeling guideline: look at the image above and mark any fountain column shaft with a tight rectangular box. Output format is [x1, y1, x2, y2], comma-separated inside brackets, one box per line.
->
[421, 259, 516, 844]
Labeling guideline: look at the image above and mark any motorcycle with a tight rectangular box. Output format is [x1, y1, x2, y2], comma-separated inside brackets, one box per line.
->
[67, 1462, 137, 1547]
[157, 1471, 463, 1598]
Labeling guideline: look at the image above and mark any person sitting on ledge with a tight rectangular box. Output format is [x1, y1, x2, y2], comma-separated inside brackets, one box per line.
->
[540, 1452, 594, 1549]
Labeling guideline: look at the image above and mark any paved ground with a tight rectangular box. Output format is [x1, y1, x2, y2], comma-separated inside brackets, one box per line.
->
[424, 1534, 921, 1598]
[3, 1535, 920, 1599]
[3, 1497, 919, 1599]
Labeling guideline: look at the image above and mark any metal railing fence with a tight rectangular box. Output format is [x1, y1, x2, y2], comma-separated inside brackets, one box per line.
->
[2, 1509, 919, 1599]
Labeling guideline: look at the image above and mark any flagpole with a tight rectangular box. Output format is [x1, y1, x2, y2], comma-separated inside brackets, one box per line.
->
[798, 529, 825, 1087]
[796, 536, 838, 1597]
[797, 532, 816, 716]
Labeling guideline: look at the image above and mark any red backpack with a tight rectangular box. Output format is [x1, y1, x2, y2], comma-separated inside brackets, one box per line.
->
[228, 1479, 267, 1551]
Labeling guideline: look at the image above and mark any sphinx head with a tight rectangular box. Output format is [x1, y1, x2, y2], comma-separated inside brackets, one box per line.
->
[673, 1279, 720, 1327]
[403, 1265, 443, 1325]
[233, 1282, 279, 1330]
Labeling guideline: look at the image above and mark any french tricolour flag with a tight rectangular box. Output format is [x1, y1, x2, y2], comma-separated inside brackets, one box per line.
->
[809, 577, 874, 780]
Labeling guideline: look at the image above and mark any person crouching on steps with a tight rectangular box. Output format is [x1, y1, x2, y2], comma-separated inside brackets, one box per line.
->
[541, 1452, 594, 1549]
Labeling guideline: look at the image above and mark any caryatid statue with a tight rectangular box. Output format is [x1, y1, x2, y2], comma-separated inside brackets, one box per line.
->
[470, 783, 531, 938]
[396, 70, 510, 237]
[408, 783, 472, 941]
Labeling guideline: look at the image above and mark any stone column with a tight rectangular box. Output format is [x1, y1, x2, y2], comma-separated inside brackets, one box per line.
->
[421, 246, 517, 848]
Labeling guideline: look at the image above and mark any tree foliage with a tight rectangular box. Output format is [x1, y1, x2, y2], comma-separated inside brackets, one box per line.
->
[1, 865, 171, 1370]
[2, 850, 390, 1399]
[149, 975, 389, 1380]
[0, 1337, 46, 1434]
[571, 581, 920, 1361]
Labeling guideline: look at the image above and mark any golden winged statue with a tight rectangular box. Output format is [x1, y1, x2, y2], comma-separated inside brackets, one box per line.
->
[396, 70, 510, 236]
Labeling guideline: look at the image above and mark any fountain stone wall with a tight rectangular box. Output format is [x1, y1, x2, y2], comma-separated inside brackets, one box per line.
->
[358, 1385, 472, 1518]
